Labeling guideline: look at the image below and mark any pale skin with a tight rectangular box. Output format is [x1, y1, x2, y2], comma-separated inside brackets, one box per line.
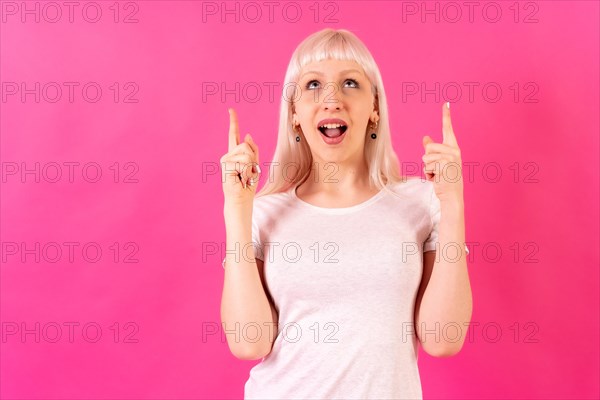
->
[292, 59, 381, 205]
[417, 102, 473, 357]
[224, 59, 472, 358]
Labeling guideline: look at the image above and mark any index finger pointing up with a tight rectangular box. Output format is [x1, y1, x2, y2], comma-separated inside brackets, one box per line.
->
[228, 108, 240, 152]
[442, 102, 458, 147]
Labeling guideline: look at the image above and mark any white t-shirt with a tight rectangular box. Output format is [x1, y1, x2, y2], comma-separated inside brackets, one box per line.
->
[244, 177, 448, 399]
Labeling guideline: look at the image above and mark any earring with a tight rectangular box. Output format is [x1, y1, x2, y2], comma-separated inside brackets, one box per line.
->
[293, 124, 301, 142]
[370, 120, 378, 139]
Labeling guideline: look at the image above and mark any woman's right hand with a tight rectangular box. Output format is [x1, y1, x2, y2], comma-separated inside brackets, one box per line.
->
[221, 108, 261, 207]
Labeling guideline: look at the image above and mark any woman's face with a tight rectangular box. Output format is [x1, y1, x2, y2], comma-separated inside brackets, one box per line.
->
[292, 58, 378, 166]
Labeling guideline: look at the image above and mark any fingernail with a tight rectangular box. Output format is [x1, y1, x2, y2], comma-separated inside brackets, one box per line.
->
[446, 101, 450, 109]
[256, 164, 262, 174]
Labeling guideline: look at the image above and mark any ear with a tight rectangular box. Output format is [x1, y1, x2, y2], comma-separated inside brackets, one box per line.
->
[371, 110, 379, 123]
[372, 94, 380, 119]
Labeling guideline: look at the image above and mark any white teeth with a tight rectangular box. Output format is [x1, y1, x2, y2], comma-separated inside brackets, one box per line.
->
[319, 123, 345, 129]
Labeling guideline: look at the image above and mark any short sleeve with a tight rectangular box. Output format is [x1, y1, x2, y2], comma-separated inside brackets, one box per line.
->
[423, 184, 469, 254]
[251, 216, 264, 261]
[423, 184, 469, 255]
[423, 185, 441, 253]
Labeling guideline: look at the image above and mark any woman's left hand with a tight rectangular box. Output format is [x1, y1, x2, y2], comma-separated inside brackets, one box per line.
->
[422, 102, 464, 205]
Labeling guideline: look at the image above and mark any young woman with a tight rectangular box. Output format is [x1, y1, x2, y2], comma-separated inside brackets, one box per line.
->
[220, 28, 472, 399]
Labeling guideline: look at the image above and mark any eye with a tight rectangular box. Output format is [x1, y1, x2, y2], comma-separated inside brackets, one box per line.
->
[305, 78, 360, 90]
[306, 80, 320, 90]
[345, 79, 359, 88]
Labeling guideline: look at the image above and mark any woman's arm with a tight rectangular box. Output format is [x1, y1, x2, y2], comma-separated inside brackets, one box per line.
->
[220, 203, 278, 360]
[416, 103, 473, 357]
[414, 200, 472, 357]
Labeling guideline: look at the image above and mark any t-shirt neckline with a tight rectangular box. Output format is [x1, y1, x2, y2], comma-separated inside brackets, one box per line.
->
[289, 184, 389, 214]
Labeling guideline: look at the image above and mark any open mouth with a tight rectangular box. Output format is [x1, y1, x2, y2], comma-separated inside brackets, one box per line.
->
[318, 123, 348, 138]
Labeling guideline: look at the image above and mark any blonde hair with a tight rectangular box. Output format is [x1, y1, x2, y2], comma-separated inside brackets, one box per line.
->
[255, 28, 408, 199]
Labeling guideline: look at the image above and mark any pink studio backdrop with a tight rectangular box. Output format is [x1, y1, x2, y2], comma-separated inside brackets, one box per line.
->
[1, 1, 598, 399]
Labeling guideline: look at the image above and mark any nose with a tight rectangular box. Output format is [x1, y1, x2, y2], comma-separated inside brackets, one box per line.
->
[321, 82, 343, 111]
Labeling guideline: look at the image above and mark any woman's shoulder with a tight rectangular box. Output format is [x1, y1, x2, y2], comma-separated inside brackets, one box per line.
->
[254, 187, 293, 203]
[250, 188, 297, 230]
[388, 175, 434, 196]
[252, 187, 295, 212]
[384, 177, 435, 218]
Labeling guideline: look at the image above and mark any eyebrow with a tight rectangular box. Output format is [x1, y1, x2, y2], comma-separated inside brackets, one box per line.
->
[299, 69, 363, 80]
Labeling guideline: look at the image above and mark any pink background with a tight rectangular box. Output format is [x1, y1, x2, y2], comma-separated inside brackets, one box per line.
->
[1, 1, 598, 399]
